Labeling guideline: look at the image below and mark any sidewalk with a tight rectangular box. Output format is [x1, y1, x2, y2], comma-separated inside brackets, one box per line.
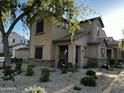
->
[103, 70, 124, 93]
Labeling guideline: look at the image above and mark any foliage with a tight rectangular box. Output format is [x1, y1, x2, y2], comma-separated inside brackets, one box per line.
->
[73, 85, 81, 91]
[80, 75, 96, 87]
[25, 64, 35, 76]
[107, 59, 123, 68]
[11, 58, 23, 63]
[1, 66, 15, 81]
[101, 64, 110, 70]
[118, 39, 124, 50]
[108, 58, 115, 66]
[119, 59, 124, 62]
[40, 69, 50, 82]
[24, 85, 46, 93]
[85, 69, 97, 79]
[61, 63, 79, 74]
[14, 58, 23, 74]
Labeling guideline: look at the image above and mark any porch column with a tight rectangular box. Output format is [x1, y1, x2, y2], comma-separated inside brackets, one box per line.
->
[111, 49, 114, 58]
[68, 43, 75, 64]
[55, 45, 59, 67]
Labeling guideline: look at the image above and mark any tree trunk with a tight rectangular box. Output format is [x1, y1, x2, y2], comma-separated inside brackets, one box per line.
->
[2, 35, 11, 66]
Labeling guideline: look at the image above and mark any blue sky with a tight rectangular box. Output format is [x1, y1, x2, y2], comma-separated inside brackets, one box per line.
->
[13, 0, 124, 40]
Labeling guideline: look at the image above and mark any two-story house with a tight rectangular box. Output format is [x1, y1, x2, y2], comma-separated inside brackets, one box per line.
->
[29, 17, 107, 68]
[0, 32, 29, 57]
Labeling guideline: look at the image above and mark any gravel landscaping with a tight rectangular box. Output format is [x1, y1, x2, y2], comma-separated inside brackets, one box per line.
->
[0, 63, 122, 93]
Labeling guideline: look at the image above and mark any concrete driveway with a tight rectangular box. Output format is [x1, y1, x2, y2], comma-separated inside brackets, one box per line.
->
[103, 70, 124, 93]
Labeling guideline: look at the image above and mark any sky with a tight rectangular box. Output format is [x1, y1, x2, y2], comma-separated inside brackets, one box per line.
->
[77, 0, 124, 40]
[13, 0, 124, 40]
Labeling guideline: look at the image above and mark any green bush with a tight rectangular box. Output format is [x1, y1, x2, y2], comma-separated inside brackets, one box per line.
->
[61, 63, 73, 73]
[15, 62, 22, 74]
[101, 64, 110, 70]
[73, 85, 81, 91]
[25, 64, 35, 76]
[15, 59, 23, 74]
[61, 63, 79, 74]
[40, 69, 50, 82]
[2, 66, 15, 81]
[85, 70, 97, 79]
[11, 58, 23, 64]
[80, 75, 96, 87]
[108, 58, 115, 66]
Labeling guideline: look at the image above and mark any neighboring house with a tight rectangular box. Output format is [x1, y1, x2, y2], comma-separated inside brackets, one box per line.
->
[15, 47, 29, 62]
[107, 37, 121, 59]
[106, 37, 122, 60]
[9, 43, 28, 57]
[118, 39, 124, 59]
[0, 32, 29, 57]
[29, 17, 107, 67]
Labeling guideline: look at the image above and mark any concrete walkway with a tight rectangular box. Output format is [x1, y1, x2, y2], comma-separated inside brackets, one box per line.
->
[103, 70, 124, 93]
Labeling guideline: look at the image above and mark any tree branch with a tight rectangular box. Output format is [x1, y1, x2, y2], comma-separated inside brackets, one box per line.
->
[0, 13, 5, 36]
[6, 12, 25, 35]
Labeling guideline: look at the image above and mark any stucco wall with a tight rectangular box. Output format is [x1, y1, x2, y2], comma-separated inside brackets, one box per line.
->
[9, 32, 28, 46]
[74, 35, 89, 66]
[51, 18, 69, 40]
[15, 50, 29, 62]
[29, 18, 54, 60]
[88, 45, 97, 58]
[10, 44, 28, 57]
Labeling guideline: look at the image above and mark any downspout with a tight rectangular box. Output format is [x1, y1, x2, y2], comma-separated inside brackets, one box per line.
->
[96, 43, 99, 68]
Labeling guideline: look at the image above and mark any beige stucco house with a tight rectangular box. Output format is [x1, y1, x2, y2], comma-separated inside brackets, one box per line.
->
[107, 37, 123, 60]
[29, 17, 107, 67]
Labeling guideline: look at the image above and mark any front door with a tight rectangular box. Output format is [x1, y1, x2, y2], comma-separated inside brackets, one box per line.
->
[58, 46, 68, 68]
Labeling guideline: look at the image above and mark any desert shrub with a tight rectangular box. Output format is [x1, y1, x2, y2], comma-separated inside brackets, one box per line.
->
[24, 86, 46, 93]
[11, 58, 23, 64]
[25, 64, 35, 76]
[73, 64, 80, 72]
[15, 62, 22, 74]
[15, 59, 23, 74]
[101, 64, 110, 69]
[61, 63, 79, 74]
[108, 59, 123, 68]
[2, 66, 15, 81]
[85, 69, 97, 79]
[108, 58, 115, 66]
[80, 75, 96, 87]
[40, 69, 50, 82]
[73, 85, 81, 91]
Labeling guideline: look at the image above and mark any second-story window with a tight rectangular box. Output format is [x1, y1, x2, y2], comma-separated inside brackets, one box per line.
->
[36, 21, 44, 33]
[12, 39, 15, 43]
[97, 25, 100, 31]
[97, 25, 100, 37]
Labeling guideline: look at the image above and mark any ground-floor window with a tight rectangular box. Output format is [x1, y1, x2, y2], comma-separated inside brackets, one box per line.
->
[35, 46, 43, 59]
